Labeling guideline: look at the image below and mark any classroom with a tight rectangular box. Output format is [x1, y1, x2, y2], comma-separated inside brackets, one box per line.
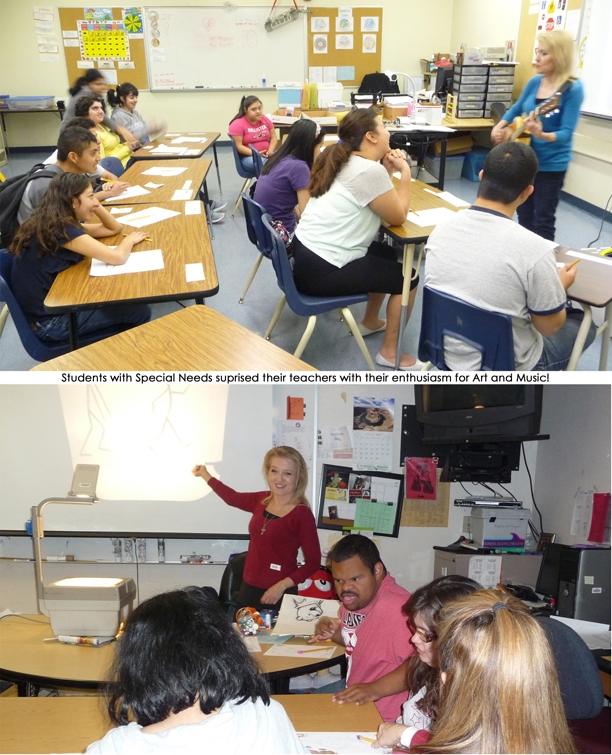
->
[0, 383, 609, 753]
[0, 0, 611, 372]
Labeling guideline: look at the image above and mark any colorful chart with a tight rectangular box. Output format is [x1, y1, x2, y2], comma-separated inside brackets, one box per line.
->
[79, 21, 130, 61]
[123, 8, 143, 35]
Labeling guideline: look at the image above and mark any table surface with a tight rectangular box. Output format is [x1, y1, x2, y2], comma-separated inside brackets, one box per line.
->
[44, 202, 218, 313]
[0, 694, 381, 754]
[442, 116, 495, 129]
[0, 615, 342, 688]
[555, 247, 612, 308]
[131, 131, 220, 160]
[386, 178, 463, 244]
[103, 159, 211, 205]
[31, 306, 317, 371]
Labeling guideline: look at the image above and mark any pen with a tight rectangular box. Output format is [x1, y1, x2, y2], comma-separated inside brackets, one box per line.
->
[356, 735, 376, 743]
[566, 259, 580, 269]
[123, 233, 152, 242]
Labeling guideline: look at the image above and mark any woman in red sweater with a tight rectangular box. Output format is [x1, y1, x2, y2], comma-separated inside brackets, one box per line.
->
[192, 446, 321, 613]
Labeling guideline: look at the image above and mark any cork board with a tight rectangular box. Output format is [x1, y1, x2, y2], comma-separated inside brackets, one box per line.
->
[401, 469, 450, 528]
[307, 7, 382, 88]
[59, 7, 149, 93]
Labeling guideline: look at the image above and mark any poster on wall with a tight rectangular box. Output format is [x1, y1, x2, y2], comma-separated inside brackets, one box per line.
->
[79, 20, 130, 61]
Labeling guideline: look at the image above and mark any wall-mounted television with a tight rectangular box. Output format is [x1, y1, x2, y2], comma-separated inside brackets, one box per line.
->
[414, 386, 544, 444]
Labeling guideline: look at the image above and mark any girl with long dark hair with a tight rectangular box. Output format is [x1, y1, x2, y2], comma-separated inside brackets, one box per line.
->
[229, 95, 278, 171]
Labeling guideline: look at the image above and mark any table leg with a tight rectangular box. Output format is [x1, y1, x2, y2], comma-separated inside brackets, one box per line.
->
[566, 304, 593, 371]
[201, 179, 215, 240]
[268, 676, 290, 694]
[212, 143, 223, 194]
[17, 681, 39, 697]
[598, 301, 611, 371]
[68, 312, 79, 351]
[437, 136, 447, 191]
[395, 243, 416, 369]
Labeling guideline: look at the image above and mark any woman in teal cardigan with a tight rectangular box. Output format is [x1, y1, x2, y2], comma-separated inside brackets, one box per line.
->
[491, 30, 583, 241]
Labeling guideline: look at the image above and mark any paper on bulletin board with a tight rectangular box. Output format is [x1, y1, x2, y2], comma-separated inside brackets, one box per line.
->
[336, 34, 353, 50]
[362, 35, 377, 54]
[401, 469, 449, 528]
[468, 556, 502, 588]
[277, 421, 309, 458]
[318, 426, 352, 461]
[571, 489, 594, 538]
[313, 35, 328, 54]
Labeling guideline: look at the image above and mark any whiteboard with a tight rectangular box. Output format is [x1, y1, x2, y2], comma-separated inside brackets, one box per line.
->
[0, 385, 275, 536]
[143, 6, 306, 90]
[579, 0, 612, 119]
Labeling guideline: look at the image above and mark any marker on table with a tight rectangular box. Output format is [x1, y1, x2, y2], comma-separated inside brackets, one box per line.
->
[356, 735, 376, 743]
[123, 233, 153, 242]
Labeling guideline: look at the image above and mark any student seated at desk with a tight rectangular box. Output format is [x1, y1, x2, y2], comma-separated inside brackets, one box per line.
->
[229, 95, 278, 172]
[9, 172, 150, 343]
[75, 95, 132, 172]
[424, 142, 596, 371]
[412, 590, 576, 754]
[254, 119, 324, 238]
[292, 108, 422, 371]
[85, 587, 306, 754]
[108, 82, 165, 149]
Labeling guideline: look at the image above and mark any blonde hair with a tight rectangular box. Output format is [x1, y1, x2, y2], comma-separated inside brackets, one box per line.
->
[261, 446, 310, 508]
[537, 30, 576, 84]
[417, 590, 576, 754]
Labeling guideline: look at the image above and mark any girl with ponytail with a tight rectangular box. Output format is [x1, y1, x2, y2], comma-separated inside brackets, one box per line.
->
[293, 108, 422, 370]
[229, 95, 278, 171]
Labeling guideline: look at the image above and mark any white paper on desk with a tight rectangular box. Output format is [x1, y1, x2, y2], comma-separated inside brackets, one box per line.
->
[90, 249, 164, 277]
[109, 206, 133, 214]
[171, 137, 206, 144]
[242, 635, 261, 653]
[297, 732, 391, 754]
[185, 262, 205, 282]
[172, 189, 192, 201]
[263, 644, 336, 659]
[184, 149, 201, 155]
[151, 145, 187, 155]
[550, 616, 611, 650]
[141, 166, 188, 177]
[392, 121, 456, 133]
[272, 594, 340, 636]
[181, 180, 193, 190]
[143, 182, 163, 189]
[425, 188, 471, 208]
[120, 207, 181, 228]
[143, 145, 154, 150]
[393, 171, 415, 181]
[104, 185, 151, 202]
[407, 207, 455, 227]
[184, 201, 202, 215]
[164, 133, 181, 137]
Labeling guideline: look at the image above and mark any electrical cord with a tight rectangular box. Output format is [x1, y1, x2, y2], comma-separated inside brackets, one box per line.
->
[521, 443, 544, 533]
[497, 483, 517, 500]
[586, 192, 612, 248]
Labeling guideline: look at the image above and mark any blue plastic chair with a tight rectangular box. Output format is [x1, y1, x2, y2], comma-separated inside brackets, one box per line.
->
[418, 286, 515, 371]
[261, 215, 375, 370]
[239, 193, 275, 304]
[0, 249, 132, 363]
[228, 137, 263, 218]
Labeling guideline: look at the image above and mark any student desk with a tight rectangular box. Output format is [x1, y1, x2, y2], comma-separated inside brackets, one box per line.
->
[103, 158, 211, 205]
[131, 131, 222, 195]
[31, 306, 317, 371]
[0, 615, 343, 696]
[387, 126, 451, 190]
[555, 247, 612, 371]
[43, 202, 218, 351]
[384, 179, 464, 368]
[0, 694, 381, 754]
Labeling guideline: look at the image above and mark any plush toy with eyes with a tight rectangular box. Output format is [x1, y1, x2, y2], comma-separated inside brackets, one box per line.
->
[298, 566, 338, 600]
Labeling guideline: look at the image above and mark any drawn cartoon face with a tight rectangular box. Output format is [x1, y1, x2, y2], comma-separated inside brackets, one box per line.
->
[292, 597, 324, 622]
[298, 567, 337, 599]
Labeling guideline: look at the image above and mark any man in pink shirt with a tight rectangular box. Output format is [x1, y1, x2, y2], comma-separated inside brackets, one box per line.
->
[312, 535, 414, 721]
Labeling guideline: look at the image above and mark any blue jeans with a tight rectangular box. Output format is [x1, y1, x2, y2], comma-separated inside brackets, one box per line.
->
[99, 156, 125, 177]
[533, 307, 597, 370]
[517, 170, 566, 241]
[34, 305, 150, 343]
[239, 154, 266, 173]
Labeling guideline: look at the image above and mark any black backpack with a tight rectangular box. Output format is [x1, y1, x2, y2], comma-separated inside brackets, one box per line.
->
[0, 164, 59, 248]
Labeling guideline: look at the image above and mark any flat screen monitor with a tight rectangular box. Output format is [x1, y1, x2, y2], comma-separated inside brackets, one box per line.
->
[414, 386, 543, 443]
[535, 542, 563, 600]
[434, 66, 453, 101]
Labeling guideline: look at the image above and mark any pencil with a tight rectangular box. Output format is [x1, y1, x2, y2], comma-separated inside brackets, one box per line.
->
[123, 233, 153, 242]
[296, 648, 329, 654]
[356, 735, 376, 743]
[567, 258, 580, 269]
[101, 177, 116, 183]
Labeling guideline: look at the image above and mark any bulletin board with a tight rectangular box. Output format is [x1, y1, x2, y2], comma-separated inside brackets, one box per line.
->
[306, 7, 383, 88]
[58, 7, 149, 93]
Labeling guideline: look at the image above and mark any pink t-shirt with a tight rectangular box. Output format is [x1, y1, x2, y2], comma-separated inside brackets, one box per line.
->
[340, 573, 414, 721]
[229, 114, 274, 153]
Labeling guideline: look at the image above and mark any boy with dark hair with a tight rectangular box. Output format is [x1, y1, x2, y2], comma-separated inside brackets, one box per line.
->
[17, 127, 101, 225]
[424, 141, 595, 370]
[311, 535, 414, 721]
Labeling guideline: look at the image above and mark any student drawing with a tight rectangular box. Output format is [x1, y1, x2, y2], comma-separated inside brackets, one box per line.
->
[273, 593, 340, 636]
[293, 597, 324, 622]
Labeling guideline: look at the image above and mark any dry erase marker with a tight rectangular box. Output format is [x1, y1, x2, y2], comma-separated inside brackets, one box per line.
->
[356, 735, 376, 743]
[566, 258, 580, 269]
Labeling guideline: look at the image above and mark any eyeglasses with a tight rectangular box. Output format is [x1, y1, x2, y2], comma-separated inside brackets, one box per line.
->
[412, 626, 436, 644]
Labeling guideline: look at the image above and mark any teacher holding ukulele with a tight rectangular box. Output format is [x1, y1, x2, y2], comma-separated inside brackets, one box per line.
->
[192, 446, 320, 613]
[491, 30, 584, 241]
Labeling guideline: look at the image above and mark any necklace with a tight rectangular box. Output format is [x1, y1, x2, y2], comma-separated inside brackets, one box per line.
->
[260, 502, 291, 535]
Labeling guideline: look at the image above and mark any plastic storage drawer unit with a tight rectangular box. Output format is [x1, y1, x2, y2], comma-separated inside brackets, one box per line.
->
[6, 96, 55, 110]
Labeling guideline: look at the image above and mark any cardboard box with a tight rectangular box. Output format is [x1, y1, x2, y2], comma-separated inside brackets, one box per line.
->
[383, 104, 408, 121]
[432, 134, 473, 157]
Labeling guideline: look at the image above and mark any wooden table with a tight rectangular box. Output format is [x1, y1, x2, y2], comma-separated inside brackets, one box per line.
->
[0, 615, 341, 696]
[131, 131, 222, 195]
[384, 178, 464, 368]
[442, 115, 494, 130]
[555, 247, 612, 370]
[103, 158, 211, 205]
[44, 202, 218, 350]
[31, 306, 317, 371]
[0, 694, 381, 754]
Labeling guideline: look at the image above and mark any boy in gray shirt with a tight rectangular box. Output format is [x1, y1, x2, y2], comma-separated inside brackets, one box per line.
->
[424, 142, 595, 370]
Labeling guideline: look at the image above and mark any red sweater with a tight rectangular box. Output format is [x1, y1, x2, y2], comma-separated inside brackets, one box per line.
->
[208, 478, 321, 589]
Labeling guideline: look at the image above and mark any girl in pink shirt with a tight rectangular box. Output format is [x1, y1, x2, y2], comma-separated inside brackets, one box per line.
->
[229, 95, 278, 172]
